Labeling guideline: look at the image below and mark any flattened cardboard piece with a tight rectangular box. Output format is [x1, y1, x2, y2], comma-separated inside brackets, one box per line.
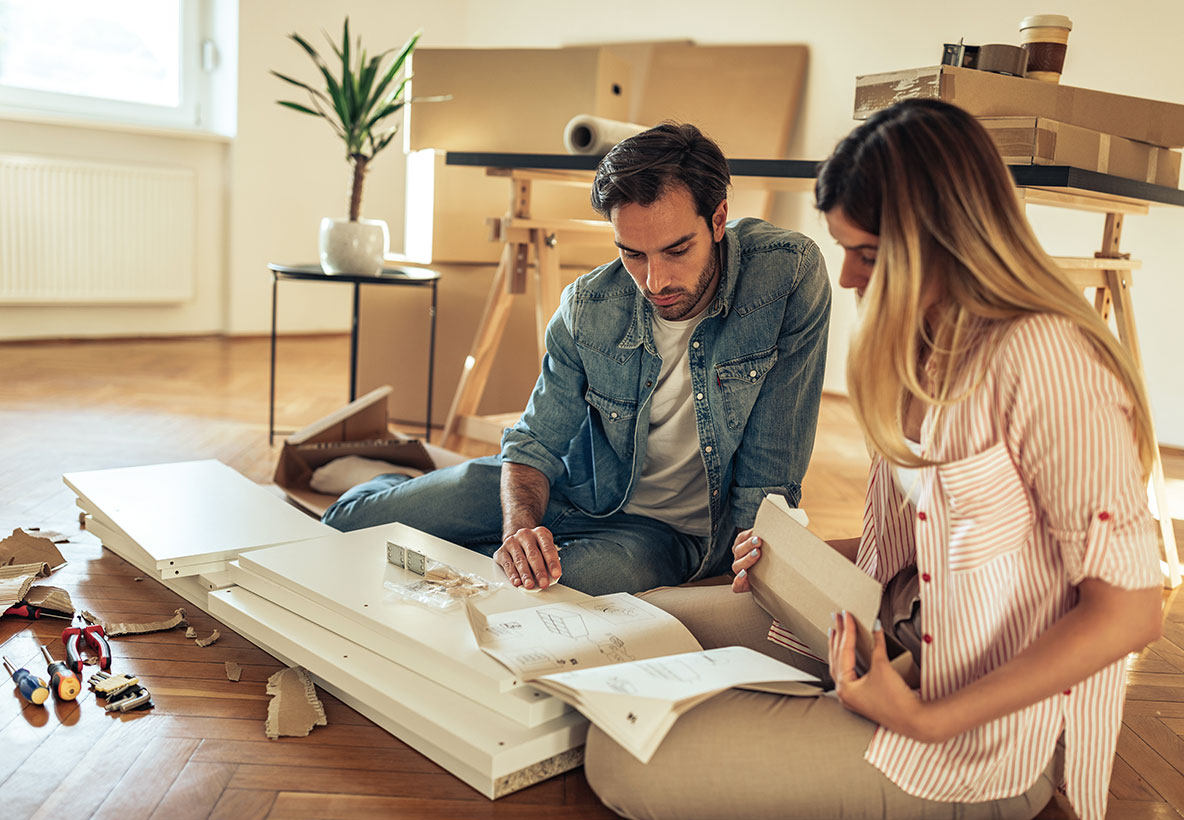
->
[273, 386, 449, 517]
[0, 529, 66, 573]
[185, 626, 198, 638]
[0, 567, 39, 611]
[195, 630, 221, 647]
[225, 661, 242, 682]
[26, 528, 69, 543]
[750, 496, 882, 670]
[265, 666, 327, 739]
[24, 585, 74, 614]
[102, 607, 188, 638]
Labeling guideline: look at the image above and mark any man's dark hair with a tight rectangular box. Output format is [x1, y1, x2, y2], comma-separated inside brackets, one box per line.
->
[590, 122, 730, 225]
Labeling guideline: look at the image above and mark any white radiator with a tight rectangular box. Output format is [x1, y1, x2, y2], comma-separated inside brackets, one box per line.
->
[0, 154, 196, 304]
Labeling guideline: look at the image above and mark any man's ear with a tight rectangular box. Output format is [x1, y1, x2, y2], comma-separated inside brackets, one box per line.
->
[711, 199, 728, 241]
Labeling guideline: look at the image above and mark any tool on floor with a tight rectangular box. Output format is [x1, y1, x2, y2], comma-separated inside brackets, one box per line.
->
[39, 645, 80, 701]
[62, 613, 111, 674]
[3, 604, 73, 620]
[3, 655, 49, 705]
[88, 671, 153, 712]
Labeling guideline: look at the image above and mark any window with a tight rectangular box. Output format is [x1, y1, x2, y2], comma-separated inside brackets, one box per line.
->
[0, 0, 219, 131]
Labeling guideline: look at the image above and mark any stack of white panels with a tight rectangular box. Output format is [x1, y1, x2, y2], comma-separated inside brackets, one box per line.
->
[63, 459, 333, 598]
[214, 522, 590, 797]
[61, 460, 590, 799]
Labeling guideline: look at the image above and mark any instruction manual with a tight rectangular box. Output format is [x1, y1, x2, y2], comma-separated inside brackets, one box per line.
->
[749, 495, 883, 670]
[468, 591, 820, 763]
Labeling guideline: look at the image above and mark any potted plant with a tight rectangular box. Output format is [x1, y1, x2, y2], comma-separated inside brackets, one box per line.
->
[273, 19, 421, 275]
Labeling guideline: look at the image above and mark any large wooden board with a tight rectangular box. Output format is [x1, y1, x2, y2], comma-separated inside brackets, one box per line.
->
[236, 523, 589, 695]
[208, 586, 588, 799]
[63, 459, 332, 572]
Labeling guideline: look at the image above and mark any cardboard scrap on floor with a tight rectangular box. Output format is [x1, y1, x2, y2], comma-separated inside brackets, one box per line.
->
[265, 666, 327, 739]
[94, 607, 188, 638]
[0, 562, 50, 611]
[24, 585, 73, 615]
[185, 626, 197, 639]
[195, 630, 220, 647]
[0, 529, 67, 572]
[225, 661, 242, 682]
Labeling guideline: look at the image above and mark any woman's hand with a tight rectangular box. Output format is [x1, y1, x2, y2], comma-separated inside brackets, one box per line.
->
[730, 529, 763, 593]
[828, 611, 940, 742]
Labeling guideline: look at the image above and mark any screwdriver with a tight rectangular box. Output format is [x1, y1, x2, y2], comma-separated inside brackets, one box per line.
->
[39, 645, 80, 701]
[3, 655, 49, 705]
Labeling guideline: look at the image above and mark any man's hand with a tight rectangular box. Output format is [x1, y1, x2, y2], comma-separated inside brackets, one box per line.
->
[494, 527, 563, 589]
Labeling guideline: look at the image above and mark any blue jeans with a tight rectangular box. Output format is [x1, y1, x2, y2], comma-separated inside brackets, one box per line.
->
[321, 456, 716, 596]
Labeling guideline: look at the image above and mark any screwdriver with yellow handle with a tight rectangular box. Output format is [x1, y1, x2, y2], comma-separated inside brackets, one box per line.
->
[3, 654, 49, 705]
[39, 645, 80, 701]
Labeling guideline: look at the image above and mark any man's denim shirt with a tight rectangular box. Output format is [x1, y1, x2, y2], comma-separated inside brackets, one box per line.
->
[501, 217, 831, 579]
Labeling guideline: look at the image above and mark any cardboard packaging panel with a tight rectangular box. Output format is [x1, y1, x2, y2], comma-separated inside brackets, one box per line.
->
[273, 386, 467, 516]
[854, 66, 1184, 148]
[406, 47, 632, 153]
[980, 116, 1182, 188]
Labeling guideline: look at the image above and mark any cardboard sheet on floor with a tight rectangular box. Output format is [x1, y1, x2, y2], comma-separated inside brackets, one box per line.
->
[209, 585, 587, 798]
[23, 585, 73, 614]
[63, 459, 332, 574]
[93, 607, 188, 637]
[265, 666, 327, 739]
[0, 563, 43, 610]
[0, 528, 66, 572]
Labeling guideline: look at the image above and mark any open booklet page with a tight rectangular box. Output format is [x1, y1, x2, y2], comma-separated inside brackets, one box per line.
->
[466, 592, 704, 680]
[468, 592, 821, 763]
[534, 645, 820, 763]
[750, 494, 883, 669]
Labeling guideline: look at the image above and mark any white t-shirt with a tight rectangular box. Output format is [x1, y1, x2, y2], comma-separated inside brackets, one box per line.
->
[622, 312, 711, 535]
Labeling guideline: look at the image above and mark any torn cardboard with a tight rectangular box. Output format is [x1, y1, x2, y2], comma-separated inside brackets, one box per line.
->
[273, 386, 464, 517]
[23, 585, 74, 615]
[749, 496, 882, 670]
[0, 529, 66, 573]
[99, 607, 188, 637]
[265, 666, 327, 739]
[225, 661, 242, 682]
[0, 563, 42, 611]
[195, 630, 220, 647]
[185, 626, 197, 639]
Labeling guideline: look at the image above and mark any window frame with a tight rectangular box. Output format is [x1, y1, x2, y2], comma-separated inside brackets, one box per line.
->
[0, 0, 213, 132]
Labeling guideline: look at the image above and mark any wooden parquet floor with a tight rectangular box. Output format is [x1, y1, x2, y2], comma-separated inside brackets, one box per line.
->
[0, 335, 1180, 819]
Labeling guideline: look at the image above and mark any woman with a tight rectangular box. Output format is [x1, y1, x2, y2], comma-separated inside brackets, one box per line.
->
[583, 99, 1163, 820]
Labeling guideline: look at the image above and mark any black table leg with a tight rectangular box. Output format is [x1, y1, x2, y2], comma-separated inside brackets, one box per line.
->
[269, 272, 278, 446]
[426, 279, 437, 442]
[349, 282, 360, 402]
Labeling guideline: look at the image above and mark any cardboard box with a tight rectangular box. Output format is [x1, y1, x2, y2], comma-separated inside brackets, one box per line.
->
[273, 386, 467, 516]
[980, 116, 1182, 188]
[854, 66, 1184, 148]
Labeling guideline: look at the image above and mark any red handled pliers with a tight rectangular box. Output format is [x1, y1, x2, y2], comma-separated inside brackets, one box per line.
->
[62, 614, 111, 674]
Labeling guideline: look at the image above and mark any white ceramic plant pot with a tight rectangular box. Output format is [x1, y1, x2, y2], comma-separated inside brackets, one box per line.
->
[318, 217, 389, 275]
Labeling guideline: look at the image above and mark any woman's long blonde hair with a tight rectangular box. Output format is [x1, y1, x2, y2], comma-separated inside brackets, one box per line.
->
[815, 99, 1154, 476]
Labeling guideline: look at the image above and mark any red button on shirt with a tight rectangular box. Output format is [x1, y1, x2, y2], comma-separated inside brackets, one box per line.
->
[1063, 689, 1072, 696]
[1098, 511, 1111, 521]
[921, 572, 932, 582]
[917, 511, 927, 521]
[922, 633, 933, 644]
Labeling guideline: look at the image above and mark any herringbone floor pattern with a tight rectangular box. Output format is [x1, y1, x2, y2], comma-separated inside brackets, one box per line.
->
[0, 335, 1179, 819]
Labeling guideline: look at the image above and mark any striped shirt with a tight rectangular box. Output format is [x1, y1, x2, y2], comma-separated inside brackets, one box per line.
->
[768, 313, 1161, 819]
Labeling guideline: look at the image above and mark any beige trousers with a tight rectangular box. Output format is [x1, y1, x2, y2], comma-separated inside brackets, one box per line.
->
[584, 585, 1057, 820]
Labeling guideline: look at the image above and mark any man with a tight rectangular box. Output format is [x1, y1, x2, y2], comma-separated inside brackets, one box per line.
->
[323, 123, 831, 596]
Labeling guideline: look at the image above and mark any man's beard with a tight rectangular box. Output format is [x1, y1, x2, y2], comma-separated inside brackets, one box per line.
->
[648, 241, 720, 321]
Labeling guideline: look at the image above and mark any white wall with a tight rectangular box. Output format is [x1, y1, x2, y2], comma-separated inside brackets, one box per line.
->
[226, 0, 468, 336]
[450, 0, 1184, 446]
